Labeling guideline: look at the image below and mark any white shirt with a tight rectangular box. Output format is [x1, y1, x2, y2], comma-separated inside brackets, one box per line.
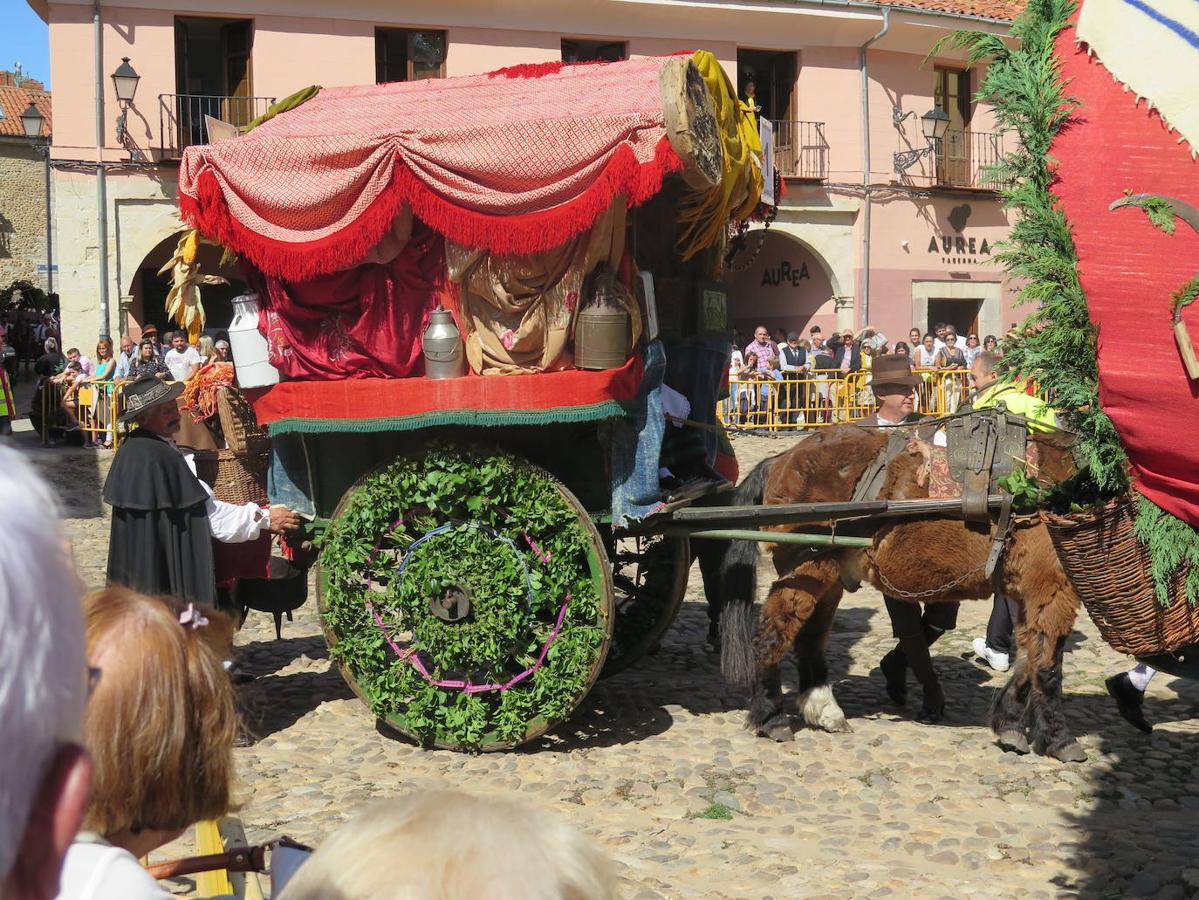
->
[164, 346, 202, 382]
[145, 434, 268, 543]
[57, 837, 172, 900]
[181, 448, 271, 543]
[915, 345, 938, 368]
[57, 834, 235, 900]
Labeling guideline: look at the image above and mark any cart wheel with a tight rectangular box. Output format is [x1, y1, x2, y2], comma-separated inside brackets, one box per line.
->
[316, 445, 613, 752]
[600, 533, 690, 677]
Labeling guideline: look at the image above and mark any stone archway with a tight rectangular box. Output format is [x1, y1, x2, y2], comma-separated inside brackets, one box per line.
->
[727, 229, 838, 342]
[127, 231, 246, 338]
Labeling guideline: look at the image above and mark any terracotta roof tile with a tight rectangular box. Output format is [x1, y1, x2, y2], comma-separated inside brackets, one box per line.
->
[884, 0, 1025, 21]
[0, 83, 52, 139]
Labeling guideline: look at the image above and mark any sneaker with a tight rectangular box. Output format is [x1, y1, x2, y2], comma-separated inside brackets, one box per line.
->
[1105, 673, 1152, 734]
[972, 637, 1011, 673]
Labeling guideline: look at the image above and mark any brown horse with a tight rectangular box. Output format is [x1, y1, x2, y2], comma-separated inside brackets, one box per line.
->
[717, 423, 1088, 762]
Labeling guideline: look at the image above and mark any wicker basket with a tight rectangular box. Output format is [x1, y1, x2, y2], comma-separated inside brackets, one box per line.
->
[1043, 498, 1199, 656]
[194, 448, 269, 507]
[217, 387, 270, 455]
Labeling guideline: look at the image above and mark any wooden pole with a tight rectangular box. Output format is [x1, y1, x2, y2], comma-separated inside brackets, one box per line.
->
[662, 496, 1008, 530]
[667, 528, 873, 547]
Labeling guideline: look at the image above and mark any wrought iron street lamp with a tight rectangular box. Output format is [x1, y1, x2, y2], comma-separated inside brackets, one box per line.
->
[892, 107, 951, 177]
[111, 57, 141, 106]
[111, 58, 145, 161]
[20, 102, 44, 138]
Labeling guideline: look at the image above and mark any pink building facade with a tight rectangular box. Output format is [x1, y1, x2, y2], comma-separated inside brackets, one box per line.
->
[29, 0, 1020, 351]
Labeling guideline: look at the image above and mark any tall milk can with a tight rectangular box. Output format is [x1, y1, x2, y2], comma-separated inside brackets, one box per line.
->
[227, 293, 280, 388]
[422, 306, 466, 379]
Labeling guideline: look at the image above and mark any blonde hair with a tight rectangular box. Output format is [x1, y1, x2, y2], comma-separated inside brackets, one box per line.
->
[81, 587, 237, 835]
[278, 790, 618, 900]
[197, 335, 215, 358]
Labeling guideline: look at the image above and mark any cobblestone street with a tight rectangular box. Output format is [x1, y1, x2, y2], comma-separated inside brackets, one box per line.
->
[28, 430, 1199, 899]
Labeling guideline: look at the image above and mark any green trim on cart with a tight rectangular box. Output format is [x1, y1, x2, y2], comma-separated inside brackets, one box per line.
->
[265, 401, 634, 436]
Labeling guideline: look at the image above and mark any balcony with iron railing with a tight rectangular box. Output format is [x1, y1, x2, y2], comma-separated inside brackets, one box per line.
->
[934, 128, 1007, 191]
[157, 94, 276, 156]
[770, 120, 829, 181]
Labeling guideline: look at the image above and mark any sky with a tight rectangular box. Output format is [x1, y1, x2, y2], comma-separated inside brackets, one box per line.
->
[1, 2, 52, 88]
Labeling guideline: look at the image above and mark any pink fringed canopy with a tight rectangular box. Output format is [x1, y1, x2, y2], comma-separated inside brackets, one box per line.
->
[178, 57, 686, 282]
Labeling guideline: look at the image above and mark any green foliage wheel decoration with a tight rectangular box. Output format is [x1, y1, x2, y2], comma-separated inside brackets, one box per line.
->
[317, 445, 613, 751]
[600, 532, 690, 677]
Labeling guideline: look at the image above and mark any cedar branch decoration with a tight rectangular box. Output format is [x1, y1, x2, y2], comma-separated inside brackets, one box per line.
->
[319, 446, 609, 750]
[943, 0, 1199, 604]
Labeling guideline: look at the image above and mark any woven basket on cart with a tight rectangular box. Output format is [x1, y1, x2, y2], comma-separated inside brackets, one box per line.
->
[217, 387, 270, 455]
[1042, 498, 1199, 656]
[194, 448, 269, 507]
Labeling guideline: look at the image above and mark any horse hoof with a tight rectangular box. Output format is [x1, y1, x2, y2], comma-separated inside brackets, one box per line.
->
[820, 715, 853, 734]
[759, 723, 793, 742]
[996, 729, 1030, 755]
[1050, 741, 1088, 763]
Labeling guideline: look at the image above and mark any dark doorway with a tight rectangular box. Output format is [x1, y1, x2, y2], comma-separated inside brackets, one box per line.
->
[928, 298, 981, 337]
[735, 49, 796, 124]
[174, 17, 255, 142]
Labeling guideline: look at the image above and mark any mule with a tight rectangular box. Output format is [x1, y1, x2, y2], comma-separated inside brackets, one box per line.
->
[717, 424, 1087, 762]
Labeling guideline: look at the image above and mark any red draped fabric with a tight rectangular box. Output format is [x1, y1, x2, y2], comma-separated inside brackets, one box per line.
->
[252, 226, 451, 380]
[1051, 20, 1199, 527]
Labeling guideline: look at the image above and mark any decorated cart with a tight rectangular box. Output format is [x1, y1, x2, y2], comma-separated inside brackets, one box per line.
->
[174, 52, 772, 750]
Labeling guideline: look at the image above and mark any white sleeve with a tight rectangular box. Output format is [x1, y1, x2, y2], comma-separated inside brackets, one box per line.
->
[207, 491, 269, 543]
[180, 448, 269, 543]
[933, 428, 948, 447]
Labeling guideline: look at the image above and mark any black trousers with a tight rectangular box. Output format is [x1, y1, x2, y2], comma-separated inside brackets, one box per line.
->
[884, 596, 960, 639]
[985, 592, 1019, 655]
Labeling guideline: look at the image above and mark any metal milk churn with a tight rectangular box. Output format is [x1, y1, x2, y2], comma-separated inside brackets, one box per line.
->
[422, 305, 466, 379]
[575, 264, 631, 371]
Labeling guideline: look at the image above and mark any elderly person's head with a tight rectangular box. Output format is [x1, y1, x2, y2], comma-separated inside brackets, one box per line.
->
[278, 790, 617, 900]
[43, 338, 58, 355]
[213, 339, 230, 362]
[80, 588, 236, 856]
[118, 335, 134, 356]
[119, 377, 183, 438]
[0, 447, 90, 900]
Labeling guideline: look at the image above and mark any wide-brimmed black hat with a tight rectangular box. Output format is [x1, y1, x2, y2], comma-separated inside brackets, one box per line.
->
[118, 375, 183, 424]
[870, 354, 922, 389]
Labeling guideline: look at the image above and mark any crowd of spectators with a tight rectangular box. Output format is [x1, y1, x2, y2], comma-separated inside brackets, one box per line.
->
[726, 321, 1005, 429]
[29, 325, 237, 448]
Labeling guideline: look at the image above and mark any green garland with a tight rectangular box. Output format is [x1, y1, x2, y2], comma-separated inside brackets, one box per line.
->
[319, 446, 609, 749]
[945, 0, 1199, 604]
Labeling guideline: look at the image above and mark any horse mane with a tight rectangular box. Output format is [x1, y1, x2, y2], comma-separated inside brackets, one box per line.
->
[762, 425, 887, 532]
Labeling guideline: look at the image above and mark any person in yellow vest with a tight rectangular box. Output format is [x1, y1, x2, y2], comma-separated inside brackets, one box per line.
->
[970, 350, 1056, 429]
[967, 348, 1057, 673]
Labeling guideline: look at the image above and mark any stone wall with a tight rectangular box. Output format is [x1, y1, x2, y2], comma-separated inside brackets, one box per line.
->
[0, 139, 50, 290]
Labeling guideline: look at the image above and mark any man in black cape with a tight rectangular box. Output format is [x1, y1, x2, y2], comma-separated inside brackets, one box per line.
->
[104, 376, 300, 603]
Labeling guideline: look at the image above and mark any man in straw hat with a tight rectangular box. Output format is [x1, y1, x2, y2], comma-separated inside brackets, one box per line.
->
[103, 376, 301, 604]
[857, 354, 958, 724]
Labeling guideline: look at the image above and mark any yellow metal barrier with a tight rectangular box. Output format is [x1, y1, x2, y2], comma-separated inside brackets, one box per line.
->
[39, 378, 127, 447]
[718, 367, 975, 431]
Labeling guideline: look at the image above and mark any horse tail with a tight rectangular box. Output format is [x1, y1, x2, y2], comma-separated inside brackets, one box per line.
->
[719, 455, 775, 688]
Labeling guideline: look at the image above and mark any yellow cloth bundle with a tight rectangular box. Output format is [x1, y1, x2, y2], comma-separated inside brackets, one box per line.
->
[677, 51, 764, 262]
